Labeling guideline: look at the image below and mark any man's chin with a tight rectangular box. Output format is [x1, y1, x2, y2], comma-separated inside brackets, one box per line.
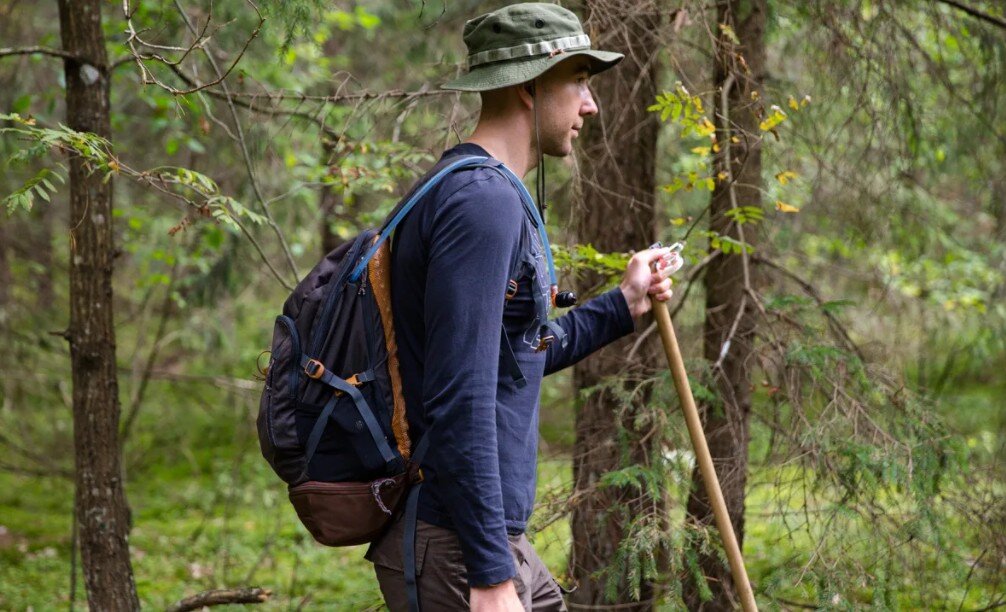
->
[544, 142, 574, 158]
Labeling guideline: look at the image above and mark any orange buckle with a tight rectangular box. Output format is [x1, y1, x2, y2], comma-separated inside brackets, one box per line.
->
[333, 372, 364, 397]
[304, 358, 326, 380]
[505, 279, 518, 300]
[536, 335, 554, 352]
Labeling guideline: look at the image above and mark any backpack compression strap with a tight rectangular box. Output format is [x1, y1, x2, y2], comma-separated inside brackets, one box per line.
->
[299, 356, 396, 469]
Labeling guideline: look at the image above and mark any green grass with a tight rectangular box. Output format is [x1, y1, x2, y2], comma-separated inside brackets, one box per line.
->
[0, 377, 1002, 610]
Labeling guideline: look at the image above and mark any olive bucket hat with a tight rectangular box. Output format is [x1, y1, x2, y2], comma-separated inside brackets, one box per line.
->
[442, 3, 624, 92]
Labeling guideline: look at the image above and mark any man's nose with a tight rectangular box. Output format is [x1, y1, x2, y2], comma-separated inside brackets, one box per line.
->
[581, 86, 599, 116]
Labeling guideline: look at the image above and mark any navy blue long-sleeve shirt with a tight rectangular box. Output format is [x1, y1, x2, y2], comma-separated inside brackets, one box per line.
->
[389, 143, 635, 586]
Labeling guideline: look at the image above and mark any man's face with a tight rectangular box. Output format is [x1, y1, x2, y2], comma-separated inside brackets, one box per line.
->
[533, 57, 599, 156]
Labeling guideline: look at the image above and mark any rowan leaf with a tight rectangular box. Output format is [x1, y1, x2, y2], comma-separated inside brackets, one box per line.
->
[775, 171, 798, 185]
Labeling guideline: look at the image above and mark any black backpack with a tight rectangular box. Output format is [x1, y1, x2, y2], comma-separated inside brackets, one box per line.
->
[256, 153, 561, 548]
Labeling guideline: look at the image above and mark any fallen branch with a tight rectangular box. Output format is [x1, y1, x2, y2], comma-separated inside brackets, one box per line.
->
[166, 587, 271, 612]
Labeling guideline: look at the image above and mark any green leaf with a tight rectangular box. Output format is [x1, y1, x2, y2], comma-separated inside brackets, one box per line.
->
[12, 94, 31, 114]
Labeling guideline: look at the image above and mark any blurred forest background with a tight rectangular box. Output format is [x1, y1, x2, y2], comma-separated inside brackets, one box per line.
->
[0, 0, 1003, 610]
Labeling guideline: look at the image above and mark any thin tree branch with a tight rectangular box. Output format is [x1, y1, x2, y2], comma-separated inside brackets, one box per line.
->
[121, 0, 264, 95]
[752, 254, 866, 363]
[935, 0, 1006, 30]
[120, 262, 179, 444]
[172, 0, 300, 284]
[163, 61, 337, 137]
[0, 46, 80, 61]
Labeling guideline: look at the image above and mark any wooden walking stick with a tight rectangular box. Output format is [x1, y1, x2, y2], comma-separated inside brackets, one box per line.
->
[650, 244, 758, 612]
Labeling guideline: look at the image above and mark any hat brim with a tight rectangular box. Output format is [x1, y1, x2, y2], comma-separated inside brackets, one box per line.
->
[441, 49, 624, 92]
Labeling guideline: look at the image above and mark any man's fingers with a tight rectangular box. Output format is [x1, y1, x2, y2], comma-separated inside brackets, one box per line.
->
[639, 247, 673, 266]
[648, 277, 673, 298]
[639, 247, 683, 277]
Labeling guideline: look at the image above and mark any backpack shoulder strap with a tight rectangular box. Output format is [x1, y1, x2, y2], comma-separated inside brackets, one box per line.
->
[472, 161, 559, 289]
[349, 155, 489, 282]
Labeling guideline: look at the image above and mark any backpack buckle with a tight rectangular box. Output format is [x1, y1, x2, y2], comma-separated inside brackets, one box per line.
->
[304, 358, 326, 380]
[536, 334, 554, 352]
[505, 279, 518, 300]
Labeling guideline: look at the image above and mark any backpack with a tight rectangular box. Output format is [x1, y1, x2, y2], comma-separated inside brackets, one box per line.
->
[256, 153, 562, 549]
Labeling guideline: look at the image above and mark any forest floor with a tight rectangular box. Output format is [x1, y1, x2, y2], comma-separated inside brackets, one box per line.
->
[0, 378, 1001, 610]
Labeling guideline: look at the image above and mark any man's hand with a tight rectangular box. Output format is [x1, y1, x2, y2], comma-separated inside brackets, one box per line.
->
[619, 246, 682, 319]
[470, 580, 523, 611]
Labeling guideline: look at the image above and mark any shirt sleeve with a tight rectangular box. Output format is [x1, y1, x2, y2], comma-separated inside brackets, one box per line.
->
[421, 173, 523, 587]
[544, 286, 636, 376]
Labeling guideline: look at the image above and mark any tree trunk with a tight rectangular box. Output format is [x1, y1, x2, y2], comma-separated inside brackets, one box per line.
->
[0, 221, 9, 307]
[683, 1, 765, 609]
[568, 2, 664, 608]
[58, 0, 140, 609]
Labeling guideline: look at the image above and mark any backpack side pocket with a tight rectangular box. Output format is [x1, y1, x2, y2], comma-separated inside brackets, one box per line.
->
[257, 315, 305, 483]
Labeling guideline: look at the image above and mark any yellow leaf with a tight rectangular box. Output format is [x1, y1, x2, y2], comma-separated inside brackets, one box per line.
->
[801, 95, 812, 107]
[751, 90, 760, 101]
[730, 136, 740, 144]
[671, 217, 688, 226]
[717, 171, 728, 181]
[719, 23, 740, 44]
[788, 96, 799, 111]
[775, 171, 798, 185]
[759, 107, 787, 132]
[775, 200, 799, 213]
[691, 146, 711, 156]
[108, 160, 120, 173]
[712, 142, 721, 153]
[697, 117, 716, 137]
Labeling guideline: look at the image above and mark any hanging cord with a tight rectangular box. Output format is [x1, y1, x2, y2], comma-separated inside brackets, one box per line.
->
[531, 79, 546, 224]
[529, 79, 577, 308]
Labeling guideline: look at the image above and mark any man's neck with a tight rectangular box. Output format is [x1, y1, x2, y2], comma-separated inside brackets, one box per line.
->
[464, 120, 537, 178]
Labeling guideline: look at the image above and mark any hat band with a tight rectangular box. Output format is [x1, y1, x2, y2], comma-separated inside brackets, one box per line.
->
[467, 34, 591, 69]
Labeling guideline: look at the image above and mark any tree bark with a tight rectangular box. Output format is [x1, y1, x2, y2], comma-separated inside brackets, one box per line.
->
[0, 220, 10, 307]
[58, 0, 140, 609]
[568, 2, 664, 608]
[683, 0, 765, 609]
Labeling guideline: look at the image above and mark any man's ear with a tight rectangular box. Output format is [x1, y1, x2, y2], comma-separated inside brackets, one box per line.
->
[517, 81, 535, 109]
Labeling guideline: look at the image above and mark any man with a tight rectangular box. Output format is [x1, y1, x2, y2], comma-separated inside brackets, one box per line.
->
[366, 4, 678, 610]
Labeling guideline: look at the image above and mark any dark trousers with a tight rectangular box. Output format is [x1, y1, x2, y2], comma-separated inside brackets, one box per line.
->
[366, 515, 567, 611]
